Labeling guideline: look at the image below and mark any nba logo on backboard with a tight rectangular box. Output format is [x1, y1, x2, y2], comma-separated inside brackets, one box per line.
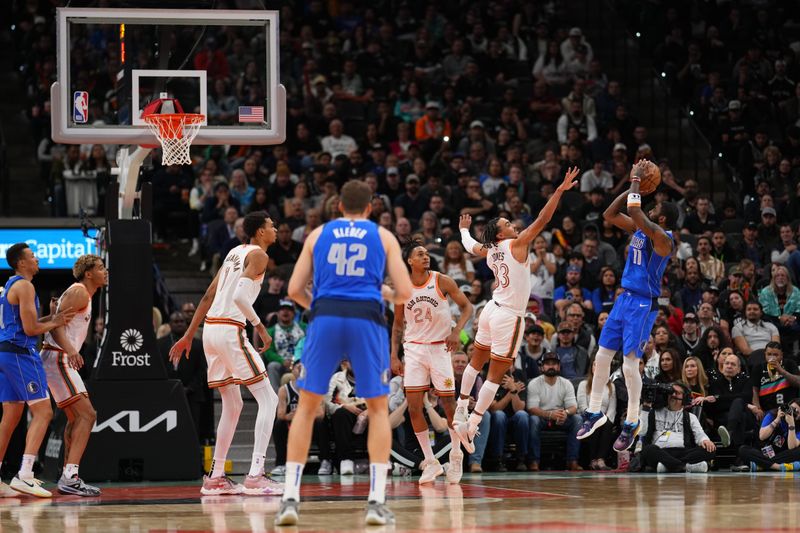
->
[73, 91, 89, 124]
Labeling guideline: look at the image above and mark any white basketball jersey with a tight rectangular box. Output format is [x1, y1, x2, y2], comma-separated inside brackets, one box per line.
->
[403, 272, 452, 344]
[44, 283, 91, 351]
[207, 245, 265, 324]
[487, 239, 531, 314]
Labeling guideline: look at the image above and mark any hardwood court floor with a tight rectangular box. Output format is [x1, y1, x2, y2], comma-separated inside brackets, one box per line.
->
[0, 472, 796, 532]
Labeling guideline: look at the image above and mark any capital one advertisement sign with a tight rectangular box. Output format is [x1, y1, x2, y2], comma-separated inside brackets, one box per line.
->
[0, 228, 99, 269]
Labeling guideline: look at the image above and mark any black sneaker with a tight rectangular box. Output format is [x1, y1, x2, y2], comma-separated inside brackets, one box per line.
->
[57, 475, 101, 497]
[365, 501, 395, 526]
[275, 499, 299, 526]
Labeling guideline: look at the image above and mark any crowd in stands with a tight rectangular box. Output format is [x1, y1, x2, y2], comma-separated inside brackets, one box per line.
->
[10, 0, 800, 474]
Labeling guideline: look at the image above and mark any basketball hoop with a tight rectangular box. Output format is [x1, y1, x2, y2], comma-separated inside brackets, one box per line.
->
[143, 113, 205, 166]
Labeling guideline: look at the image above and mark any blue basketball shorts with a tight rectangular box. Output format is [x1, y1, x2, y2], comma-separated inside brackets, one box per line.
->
[598, 290, 658, 358]
[298, 298, 390, 399]
[0, 347, 50, 403]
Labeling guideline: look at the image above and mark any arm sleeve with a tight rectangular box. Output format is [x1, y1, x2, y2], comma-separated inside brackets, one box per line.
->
[232, 278, 261, 326]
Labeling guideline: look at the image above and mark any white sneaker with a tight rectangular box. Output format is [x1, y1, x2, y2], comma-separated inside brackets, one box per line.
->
[418, 459, 444, 484]
[656, 463, 668, 474]
[446, 451, 463, 484]
[453, 400, 469, 425]
[718, 426, 731, 448]
[10, 476, 52, 498]
[454, 422, 476, 454]
[392, 463, 412, 477]
[318, 459, 333, 475]
[340, 459, 355, 475]
[0, 481, 17, 498]
[686, 461, 709, 473]
[270, 465, 286, 476]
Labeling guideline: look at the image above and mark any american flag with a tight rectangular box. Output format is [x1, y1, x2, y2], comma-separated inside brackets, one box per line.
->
[238, 106, 264, 123]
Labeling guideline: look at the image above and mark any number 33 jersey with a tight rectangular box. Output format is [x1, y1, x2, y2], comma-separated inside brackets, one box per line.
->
[312, 219, 386, 304]
[487, 239, 531, 315]
[621, 229, 673, 298]
[403, 272, 452, 344]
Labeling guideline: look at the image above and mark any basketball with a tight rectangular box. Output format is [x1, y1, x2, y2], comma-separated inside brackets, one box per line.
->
[639, 161, 661, 195]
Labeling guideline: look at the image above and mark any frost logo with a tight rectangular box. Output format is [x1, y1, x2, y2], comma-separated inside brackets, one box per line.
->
[120, 329, 143, 352]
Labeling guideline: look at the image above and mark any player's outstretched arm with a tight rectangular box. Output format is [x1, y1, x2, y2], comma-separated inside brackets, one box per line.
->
[380, 227, 413, 304]
[627, 159, 672, 256]
[11, 280, 74, 337]
[438, 274, 473, 352]
[512, 167, 580, 258]
[603, 190, 636, 233]
[170, 269, 221, 363]
[287, 226, 323, 310]
[459, 214, 489, 257]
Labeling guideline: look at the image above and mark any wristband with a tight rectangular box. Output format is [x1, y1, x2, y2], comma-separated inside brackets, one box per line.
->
[627, 192, 641, 207]
[630, 176, 641, 182]
[460, 228, 481, 254]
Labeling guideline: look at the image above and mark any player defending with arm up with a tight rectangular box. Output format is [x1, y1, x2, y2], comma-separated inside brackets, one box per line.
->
[453, 167, 580, 453]
[577, 159, 678, 451]
[390, 242, 473, 484]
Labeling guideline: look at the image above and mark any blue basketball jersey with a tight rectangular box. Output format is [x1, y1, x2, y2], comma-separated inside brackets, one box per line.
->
[312, 218, 386, 304]
[0, 275, 40, 349]
[620, 229, 673, 298]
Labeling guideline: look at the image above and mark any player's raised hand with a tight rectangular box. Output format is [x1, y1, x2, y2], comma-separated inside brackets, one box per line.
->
[459, 214, 472, 230]
[557, 167, 580, 191]
[630, 159, 648, 180]
[169, 335, 192, 364]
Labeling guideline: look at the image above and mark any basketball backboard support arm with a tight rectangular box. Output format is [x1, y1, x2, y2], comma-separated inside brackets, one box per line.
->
[112, 146, 151, 220]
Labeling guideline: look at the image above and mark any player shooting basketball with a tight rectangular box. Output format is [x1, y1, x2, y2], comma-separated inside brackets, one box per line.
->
[576, 159, 679, 451]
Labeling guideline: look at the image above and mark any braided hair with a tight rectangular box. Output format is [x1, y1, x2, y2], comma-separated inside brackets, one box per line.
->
[481, 217, 502, 249]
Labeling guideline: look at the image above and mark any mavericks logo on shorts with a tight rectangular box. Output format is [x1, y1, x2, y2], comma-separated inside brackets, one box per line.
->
[381, 368, 391, 385]
[639, 340, 647, 353]
[27, 381, 40, 394]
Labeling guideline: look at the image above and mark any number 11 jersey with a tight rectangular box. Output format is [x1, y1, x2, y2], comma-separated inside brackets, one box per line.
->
[312, 218, 385, 305]
[621, 229, 673, 298]
[487, 239, 531, 315]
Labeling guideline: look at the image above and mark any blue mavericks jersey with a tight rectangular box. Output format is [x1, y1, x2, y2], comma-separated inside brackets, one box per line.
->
[621, 229, 673, 298]
[0, 275, 40, 349]
[312, 219, 386, 304]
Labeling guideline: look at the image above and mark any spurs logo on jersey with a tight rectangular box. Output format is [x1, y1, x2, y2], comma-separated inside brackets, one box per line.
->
[207, 244, 264, 324]
[43, 283, 91, 351]
[487, 239, 531, 314]
[403, 272, 452, 344]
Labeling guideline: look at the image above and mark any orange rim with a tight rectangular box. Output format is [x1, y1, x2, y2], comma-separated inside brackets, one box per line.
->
[143, 113, 205, 139]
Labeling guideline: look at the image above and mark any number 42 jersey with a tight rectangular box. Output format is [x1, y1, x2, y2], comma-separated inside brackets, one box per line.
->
[312, 218, 386, 304]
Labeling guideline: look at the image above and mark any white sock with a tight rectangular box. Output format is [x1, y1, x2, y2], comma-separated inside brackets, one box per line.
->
[588, 347, 615, 413]
[283, 462, 304, 502]
[469, 381, 499, 431]
[19, 454, 35, 479]
[248, 381, 279, 476]
[415, 430, 435, 462]
[210, 384, 243, 478]
[460, 365, 480, 398]
[63, 463, 79, 479]
[448, 429, 461, 455]
[368, 463, 389, 504]
[622, 354, 642, 425]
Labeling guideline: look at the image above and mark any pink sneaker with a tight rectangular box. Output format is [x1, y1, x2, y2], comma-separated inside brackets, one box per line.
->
[200, 475, 243, 496]
[243, 474, 284, 496]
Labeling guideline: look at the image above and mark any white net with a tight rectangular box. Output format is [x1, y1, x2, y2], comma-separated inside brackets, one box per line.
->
[143, 114, 205, 166]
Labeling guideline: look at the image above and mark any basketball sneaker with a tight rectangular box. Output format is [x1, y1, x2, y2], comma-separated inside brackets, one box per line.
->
[57, 475, 101, 496]
[274, 498, 299, 526]
[365, 501, 395, 526]
[200, 475, 243, 496]
[446, 451, 463, 484]
[418, 459, 444, 484]
[576, 411, 608, 440]
[613, 421, 641, 452]
[0, 481, 17, 498]
[454, 422, 477, 454]
[685, 462, 709, 473]
[453, 399, 469, 426]
[10, 476, 51, 498]
[243, 474, 284, 496]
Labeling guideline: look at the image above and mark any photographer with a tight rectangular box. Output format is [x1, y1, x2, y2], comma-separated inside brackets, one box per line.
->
[736, 399, 800, 471]
[638, 382, 716, 473]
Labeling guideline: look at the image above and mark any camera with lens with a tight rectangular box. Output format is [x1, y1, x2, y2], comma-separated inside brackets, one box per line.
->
[779, 403, 795, 416]
[642, 382, 677, 409]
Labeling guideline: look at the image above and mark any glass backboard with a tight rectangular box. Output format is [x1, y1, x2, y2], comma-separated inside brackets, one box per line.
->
[51, 7, 285, 146]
